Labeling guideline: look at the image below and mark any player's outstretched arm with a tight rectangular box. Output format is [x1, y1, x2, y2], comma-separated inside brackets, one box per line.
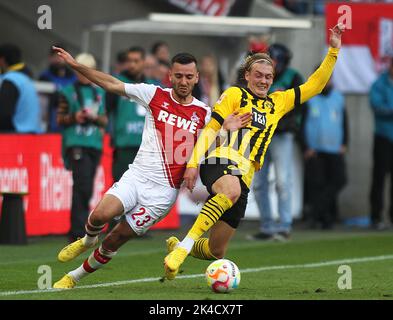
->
[296, 23, 345, 103]
[52, 46, 126, 96]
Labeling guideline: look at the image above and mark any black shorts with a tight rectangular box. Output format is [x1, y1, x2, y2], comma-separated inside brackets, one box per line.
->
[199, 158, 250, 229]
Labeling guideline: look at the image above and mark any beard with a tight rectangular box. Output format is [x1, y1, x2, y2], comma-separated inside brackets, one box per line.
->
[173, 85, 191, 98]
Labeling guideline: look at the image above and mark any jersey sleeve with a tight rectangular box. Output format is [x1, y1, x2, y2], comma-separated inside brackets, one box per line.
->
[123, 83, 158, 109]
[186, 87, 240, 168]
[277, 47, 340, 115]
[210, 87, 240, 126]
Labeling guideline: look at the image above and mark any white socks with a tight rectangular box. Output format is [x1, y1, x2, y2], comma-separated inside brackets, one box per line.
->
[178, 236, 195, 254]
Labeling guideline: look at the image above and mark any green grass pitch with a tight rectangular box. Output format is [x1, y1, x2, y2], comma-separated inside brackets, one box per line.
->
[0, 227, 392, 300]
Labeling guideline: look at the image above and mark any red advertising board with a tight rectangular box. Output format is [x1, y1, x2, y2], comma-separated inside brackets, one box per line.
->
[0, 134, 179, 236]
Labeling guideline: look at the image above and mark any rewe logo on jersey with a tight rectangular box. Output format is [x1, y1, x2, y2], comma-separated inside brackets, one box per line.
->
[157, 110, 198, 134]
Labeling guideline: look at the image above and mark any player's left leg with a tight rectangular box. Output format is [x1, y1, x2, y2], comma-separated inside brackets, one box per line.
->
[165, 164, 248, 279]
[53, 219, 137, 289]
[164, 174, 239, 279]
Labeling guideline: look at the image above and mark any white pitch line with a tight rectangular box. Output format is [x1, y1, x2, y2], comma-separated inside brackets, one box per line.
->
[1, 254, 393, 297]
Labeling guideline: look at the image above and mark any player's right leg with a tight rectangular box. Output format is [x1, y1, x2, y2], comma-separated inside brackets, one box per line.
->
[53, 219, 137, 289]
[57, 194, 124, 262]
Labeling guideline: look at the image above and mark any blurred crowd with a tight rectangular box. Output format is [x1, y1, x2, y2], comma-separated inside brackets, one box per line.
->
[0, 36, 392, 239]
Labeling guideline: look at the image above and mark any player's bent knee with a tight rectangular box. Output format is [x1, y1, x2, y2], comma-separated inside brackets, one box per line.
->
[222, 186, 241, 204]
[89, 207, 108, 226]
[228, 191, 241, 204]
[213, 176, 242, 204]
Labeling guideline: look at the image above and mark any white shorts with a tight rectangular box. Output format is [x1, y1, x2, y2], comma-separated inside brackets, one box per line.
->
[105, 165, 179, 235]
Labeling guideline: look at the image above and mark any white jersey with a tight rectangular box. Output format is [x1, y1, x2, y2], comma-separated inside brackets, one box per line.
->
[124, 83, 211, 189]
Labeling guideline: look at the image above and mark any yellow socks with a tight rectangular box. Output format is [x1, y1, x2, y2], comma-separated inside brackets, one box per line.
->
[187, 193, 233, 241]
[190, 238, 217, 260]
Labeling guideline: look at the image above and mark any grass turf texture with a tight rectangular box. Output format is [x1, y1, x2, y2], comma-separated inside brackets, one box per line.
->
[0, 228, 392, 300]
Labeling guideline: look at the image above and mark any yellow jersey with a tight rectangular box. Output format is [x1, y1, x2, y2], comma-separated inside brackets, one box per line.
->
[187, 47, 340, 188]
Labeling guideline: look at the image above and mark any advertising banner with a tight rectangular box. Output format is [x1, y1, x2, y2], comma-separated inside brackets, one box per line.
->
[0, 134, 179, 236]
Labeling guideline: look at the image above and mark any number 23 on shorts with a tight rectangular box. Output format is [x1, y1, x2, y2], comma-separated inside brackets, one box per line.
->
[131, 207, 152, 227]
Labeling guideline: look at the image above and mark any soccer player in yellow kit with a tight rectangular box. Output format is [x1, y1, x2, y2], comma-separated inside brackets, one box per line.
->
[164, 24, 345, 280]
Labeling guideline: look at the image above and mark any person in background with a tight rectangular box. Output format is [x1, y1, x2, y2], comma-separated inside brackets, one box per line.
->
[369, 57, 393, 230]
[193, 54, 224, 107]
[157, 59, 172, 88]
[113, 50, 128, 76]
[143, 54, 161, 86]
[152, 41, 171, 87]
[250, 43, 306, 241]
[302, 78, 348, 230]
[151, 41, 171, 64]
[57, 53, 108, 242]
[39, 44, 77, 132]
[106, 46, 153, 183]
[0, 43, 41, 133]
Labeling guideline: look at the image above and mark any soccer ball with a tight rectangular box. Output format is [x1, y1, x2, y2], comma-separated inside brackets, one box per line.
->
[205, 259, 241, 293]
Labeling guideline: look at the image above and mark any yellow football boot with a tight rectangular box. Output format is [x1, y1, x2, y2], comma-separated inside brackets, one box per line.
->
[53, 274, 76, 289]
[166, 236, 179, 253]
[58, 238, 97, 262]
[164, 247, 188, 280]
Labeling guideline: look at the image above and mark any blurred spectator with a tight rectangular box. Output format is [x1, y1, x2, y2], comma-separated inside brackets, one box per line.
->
[302, 78, 348, 230]
[232, 34, 270, 87]
[144, 54, 162, 86]
[151, 41, 170, 64]
[57, 53, 108, 242]
[0, 43, 41, 133]
[39, 44, 77, 132]
[106, 46, 154, 182]
[250, 43, 305, 241]
[113, 50, 128, 76]
[369, 57, 393, 230]
[157, 59, 172, 88]
[193, 54, 224, 106]
[151, 41, 171, 87]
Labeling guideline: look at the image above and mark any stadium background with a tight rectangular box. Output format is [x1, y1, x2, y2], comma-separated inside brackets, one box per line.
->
[0, 0, 392, 235]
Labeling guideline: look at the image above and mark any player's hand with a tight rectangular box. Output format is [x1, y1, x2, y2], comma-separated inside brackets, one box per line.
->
[329, 23, 345, 49]
[52, 46, 77, 68]
[183, 167, 198, 192]
[223, 111, 252, 131]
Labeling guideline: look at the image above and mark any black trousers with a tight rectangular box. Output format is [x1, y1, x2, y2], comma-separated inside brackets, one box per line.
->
[112, 146, 139, 182]
[370, 135, 393, 224]
[305, 152, 347, 228]
[68, 147, 101, 240]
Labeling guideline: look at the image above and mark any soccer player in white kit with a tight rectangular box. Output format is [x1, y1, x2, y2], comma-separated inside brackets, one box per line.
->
[51, 47, 251, 289]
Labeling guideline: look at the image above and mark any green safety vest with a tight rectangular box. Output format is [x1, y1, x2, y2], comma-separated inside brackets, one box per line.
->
[109, 75, 156, 147]
[61, 83, 105, 150]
